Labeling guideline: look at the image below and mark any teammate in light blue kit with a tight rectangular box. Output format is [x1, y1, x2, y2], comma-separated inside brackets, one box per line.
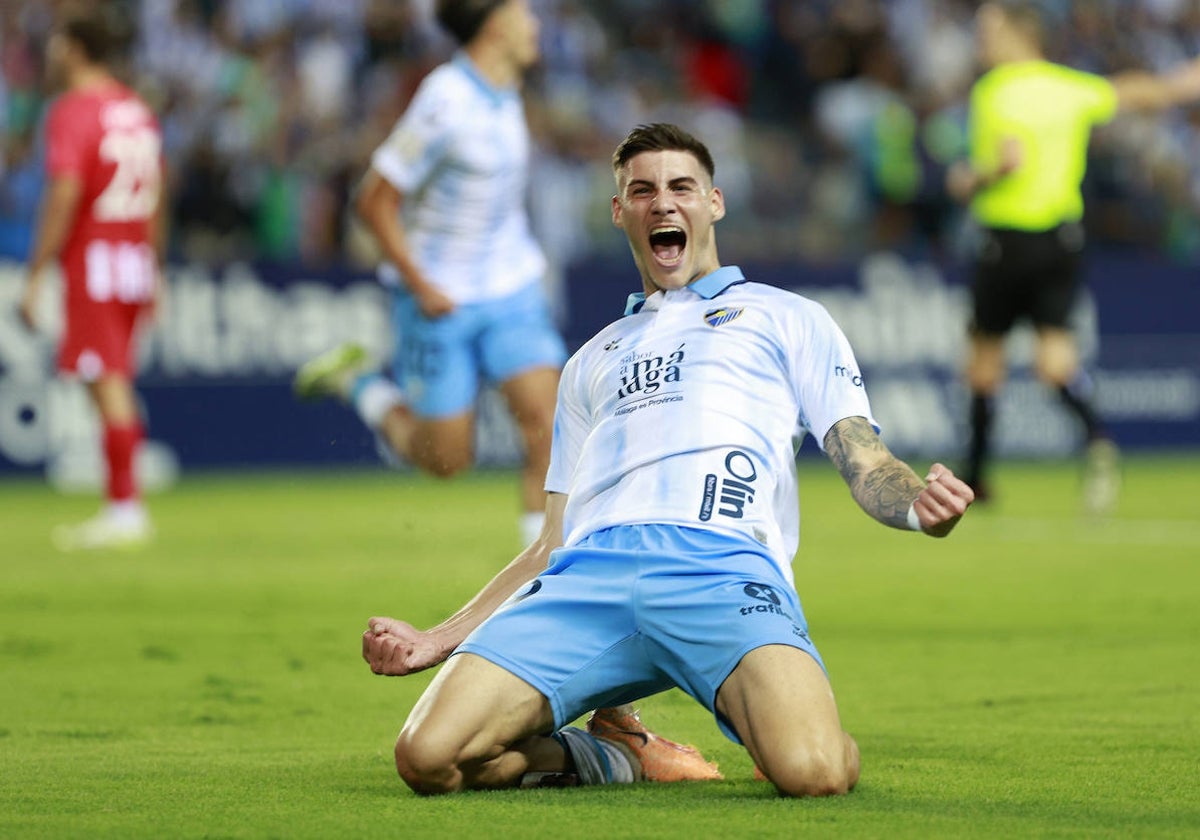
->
[295, 0, 564, 546]
[362, 124, 975, 797]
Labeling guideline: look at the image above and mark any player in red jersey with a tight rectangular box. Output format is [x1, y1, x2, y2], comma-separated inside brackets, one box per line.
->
[20, 8, 165, 550]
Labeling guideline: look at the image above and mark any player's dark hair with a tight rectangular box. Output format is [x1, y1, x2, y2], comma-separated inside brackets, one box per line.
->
[60, 4, 132, 65]
[436, 0, 507, 45]
[612, 123, 716, 180]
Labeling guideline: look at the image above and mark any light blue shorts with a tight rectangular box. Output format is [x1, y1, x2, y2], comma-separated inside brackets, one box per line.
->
[455, 524, 824, 743]
[391, 284, 567, 418]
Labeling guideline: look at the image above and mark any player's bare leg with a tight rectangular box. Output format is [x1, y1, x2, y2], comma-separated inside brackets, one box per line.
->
[1033, 327, 1077, 388]
[498, 366, 559, 544]
[393, 657, 726, 792]
[395, 653, 560, 793]
[717, 644, 859, 797]
[90, 374, 139, 427]
[396, 652, 652, 793]
[380, 408, 475, 479]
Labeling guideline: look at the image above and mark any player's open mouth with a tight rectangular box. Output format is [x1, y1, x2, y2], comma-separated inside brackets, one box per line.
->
[649, 225, 686, 265]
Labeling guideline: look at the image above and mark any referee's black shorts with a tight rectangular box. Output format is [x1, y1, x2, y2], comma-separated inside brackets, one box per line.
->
[970, 223, 1084, 336]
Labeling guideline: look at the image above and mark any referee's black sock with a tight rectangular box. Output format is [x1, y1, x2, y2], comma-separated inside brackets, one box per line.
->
[1057, 375, 1105, 442]
[965, 392, 993, 490]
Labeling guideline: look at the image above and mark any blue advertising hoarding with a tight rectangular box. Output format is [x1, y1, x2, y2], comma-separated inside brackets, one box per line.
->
[0, 249, 1196, 488]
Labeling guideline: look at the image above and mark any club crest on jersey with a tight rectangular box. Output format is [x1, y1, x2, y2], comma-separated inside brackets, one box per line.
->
[703, 307, 743, 328]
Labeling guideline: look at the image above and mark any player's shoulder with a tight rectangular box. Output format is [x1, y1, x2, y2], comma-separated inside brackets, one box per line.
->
[414, 60, 479, 107]
[401, 61, 477, 131]
[978, 59, 1103, 93]
[728, 280, 830, 319]
[49, 84, 153, 122]
[47, 88, 92, 119]
[724, 281, 844, 345]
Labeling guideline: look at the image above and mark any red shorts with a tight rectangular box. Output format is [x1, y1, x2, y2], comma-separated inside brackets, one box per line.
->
[57, 239, 156, 380]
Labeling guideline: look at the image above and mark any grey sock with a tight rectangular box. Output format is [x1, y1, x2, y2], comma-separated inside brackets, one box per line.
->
[554, 726, 636, 785]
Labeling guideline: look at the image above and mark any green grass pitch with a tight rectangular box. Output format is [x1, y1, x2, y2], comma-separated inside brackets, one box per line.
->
[2, 454, 1198, 839]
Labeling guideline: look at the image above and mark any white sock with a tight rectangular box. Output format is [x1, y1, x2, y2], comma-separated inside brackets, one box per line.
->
[519, 511, 545, 546]
[352, 376, 404, 430]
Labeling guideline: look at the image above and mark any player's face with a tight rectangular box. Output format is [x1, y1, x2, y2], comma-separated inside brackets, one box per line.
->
[492, 0, 541, 69]
[612, 149, 725, 295]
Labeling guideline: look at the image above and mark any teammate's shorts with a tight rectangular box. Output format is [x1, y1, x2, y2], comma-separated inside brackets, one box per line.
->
[455, 524, 824, 744]
[57, 239, 156, 380]
[971, 223, 1084, 336]
[58, 292, 149, 380]
[390, 282, 567, 418]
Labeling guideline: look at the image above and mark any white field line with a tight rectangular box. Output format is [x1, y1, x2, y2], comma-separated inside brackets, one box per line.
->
[966, 517, 1200, 546]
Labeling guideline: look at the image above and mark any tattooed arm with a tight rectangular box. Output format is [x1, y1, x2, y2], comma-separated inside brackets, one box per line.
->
[823, 416, 974, 538]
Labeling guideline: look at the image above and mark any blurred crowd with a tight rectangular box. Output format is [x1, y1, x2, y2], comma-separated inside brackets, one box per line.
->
[5, 0, 1200, 271]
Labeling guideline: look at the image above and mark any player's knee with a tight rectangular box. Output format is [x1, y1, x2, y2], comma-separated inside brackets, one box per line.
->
[513, 409, 554, 457]
[1034, 357, 1075, 387]
[767, 749, 854, 798]
[427, 457, 471, 479]
[518, 402, 555, 435]
[413, 446, 474, 478]
[394, 728, 460, 795]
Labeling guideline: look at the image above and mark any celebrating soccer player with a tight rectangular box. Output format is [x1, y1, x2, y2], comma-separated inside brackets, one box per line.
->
[362, 123, 975, 796]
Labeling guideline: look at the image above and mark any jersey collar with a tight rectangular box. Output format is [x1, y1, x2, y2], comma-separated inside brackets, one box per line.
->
[623, 265, 746, 315]
[453, 51, 517, 105]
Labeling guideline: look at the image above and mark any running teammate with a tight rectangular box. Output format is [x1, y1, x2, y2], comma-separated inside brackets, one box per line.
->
[20, 7, 165, 550]
[294, 0, 565, 547]
[361, 123, 975, 797]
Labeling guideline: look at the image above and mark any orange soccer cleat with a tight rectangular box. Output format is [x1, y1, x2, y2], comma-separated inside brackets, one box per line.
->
[586, 707, 723, 782]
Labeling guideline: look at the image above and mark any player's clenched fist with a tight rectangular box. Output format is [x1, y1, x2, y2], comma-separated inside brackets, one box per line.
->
[913, 463, 975, 538]
[362, 616, 446, 676]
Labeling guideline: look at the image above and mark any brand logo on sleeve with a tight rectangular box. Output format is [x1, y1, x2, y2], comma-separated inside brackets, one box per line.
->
[834, 364, 864, 387]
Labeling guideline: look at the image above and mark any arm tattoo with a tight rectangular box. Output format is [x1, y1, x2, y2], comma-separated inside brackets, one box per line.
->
[824, 416, 924, 529]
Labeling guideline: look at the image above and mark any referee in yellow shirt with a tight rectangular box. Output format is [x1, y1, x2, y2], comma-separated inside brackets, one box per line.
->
[947, 0, 1200, 512]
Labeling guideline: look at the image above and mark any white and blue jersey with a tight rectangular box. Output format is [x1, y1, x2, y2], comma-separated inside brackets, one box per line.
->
[545, 266, 877, 584]
[369, 52, 546, 304]
[457, 265, 878, 736]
